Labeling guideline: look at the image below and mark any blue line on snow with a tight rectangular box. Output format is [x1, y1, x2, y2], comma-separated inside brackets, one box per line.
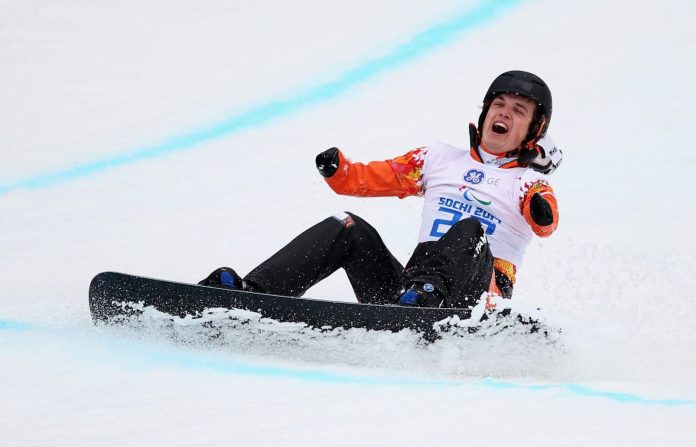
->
[173, 353, 696, 407]
[0, 0, 521, 197]
[477, 378, 695, 407]
[2, 317, 695, 407]
[0, 319, 32, 331]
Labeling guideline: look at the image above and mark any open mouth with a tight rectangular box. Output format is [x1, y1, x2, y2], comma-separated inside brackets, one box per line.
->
[492, 121, 508, 134]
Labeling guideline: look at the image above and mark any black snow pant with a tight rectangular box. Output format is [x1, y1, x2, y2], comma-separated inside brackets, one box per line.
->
[244, 212, 495, 309]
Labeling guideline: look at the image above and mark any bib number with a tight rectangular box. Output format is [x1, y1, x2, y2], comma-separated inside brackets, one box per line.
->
[429, 207, 497, 237]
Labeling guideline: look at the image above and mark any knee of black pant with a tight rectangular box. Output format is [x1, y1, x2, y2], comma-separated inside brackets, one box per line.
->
[323, 211, 384, 257]
[450, 217, 484, 236]
[329, 211, 378, 237]
[441, 217, 486, 247]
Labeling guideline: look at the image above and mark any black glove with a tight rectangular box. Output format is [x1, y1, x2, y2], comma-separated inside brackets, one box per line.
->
[529, 193, 553, 226]
[315, 147, 340, 178]
[518, 144, 540, 167]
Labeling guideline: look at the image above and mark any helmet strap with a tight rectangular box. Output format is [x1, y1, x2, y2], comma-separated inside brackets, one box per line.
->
[534, 115, 547, 140]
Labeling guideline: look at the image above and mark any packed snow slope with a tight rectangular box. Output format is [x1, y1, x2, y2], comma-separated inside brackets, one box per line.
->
[1, 0, 695, 445]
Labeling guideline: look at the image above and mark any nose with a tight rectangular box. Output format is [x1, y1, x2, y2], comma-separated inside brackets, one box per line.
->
[496, 105, 511, 119]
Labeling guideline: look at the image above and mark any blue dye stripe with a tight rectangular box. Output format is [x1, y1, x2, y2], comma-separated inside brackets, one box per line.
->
[126, 351, 696, 406]
[0, 319, 32, 331]
[477, 378, 696, 407]
[139, 344, 696, 406]
[2, 316, 695, 406]
[0, 0, 521, 197]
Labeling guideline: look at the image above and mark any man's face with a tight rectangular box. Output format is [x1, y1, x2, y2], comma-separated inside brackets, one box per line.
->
[481, 93, 536, 153]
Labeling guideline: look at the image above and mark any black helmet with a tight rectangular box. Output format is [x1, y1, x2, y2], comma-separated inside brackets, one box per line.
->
[478, 70, 552, 144]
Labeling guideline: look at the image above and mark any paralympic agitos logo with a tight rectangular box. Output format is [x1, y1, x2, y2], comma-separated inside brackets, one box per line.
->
[463, 188, 491, 206]
[458, 185, 491, 206]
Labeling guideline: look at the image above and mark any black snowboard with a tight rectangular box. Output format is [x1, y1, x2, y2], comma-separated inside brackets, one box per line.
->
[89, 272, 474, 337]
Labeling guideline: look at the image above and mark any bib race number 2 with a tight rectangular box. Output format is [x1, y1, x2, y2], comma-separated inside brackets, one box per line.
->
[429, 207, 498, 237]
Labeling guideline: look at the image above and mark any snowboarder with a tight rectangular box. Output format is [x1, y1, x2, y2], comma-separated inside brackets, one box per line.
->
[200, 70, 562, 310]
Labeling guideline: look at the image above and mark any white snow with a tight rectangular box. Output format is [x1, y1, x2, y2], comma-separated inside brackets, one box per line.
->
[1, 0, 695, 445]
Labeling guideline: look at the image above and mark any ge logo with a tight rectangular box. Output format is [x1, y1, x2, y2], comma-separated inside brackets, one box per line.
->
[463, 169, 485, 184]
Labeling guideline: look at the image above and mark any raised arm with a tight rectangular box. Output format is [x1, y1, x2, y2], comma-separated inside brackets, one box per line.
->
[315, 147, 426, 199]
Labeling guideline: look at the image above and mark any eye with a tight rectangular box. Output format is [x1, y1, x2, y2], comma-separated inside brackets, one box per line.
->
[514, 106, 527, 117]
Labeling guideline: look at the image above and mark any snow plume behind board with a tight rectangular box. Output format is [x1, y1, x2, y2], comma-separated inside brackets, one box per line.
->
[1, 0, 695, 445]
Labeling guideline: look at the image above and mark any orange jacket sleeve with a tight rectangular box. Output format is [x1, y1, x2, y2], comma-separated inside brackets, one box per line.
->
[324, 148, 426, 198]
[520, 180, 559, 237]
